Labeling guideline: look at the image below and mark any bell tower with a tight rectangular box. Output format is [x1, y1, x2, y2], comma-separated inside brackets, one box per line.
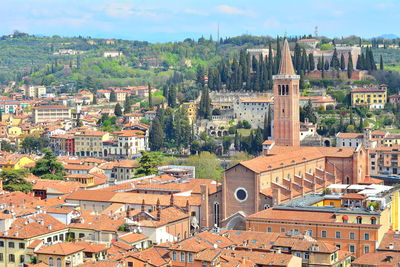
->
[273, 39, 300, 146]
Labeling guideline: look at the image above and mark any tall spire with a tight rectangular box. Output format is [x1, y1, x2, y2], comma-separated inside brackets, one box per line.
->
[278, 39, 296, 75]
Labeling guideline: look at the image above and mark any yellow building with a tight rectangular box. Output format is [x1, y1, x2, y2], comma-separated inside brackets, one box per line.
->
[7, 126, 22, 137]
[74, 131, 110, 157]
[351, 87, 387, 109]
[181, 102, 197, 123]
[0, 214, 69, 267]
[0, 154, 35, 170]
[36, 242, 84, 267]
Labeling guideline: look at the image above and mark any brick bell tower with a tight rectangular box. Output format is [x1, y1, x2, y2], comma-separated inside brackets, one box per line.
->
[273, 39, 300, 146]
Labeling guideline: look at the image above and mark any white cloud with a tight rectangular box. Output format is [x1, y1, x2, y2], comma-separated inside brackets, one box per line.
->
[216, 5, 255, 17]
[104, 3, 156, 18]
[183, 9, 208, 16]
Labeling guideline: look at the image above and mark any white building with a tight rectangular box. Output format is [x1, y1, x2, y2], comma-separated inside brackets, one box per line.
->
[103, 51, 123, 58]
[336, 132, 364, 148]
[116, 130, 147, 157]
[234, 97, 273, 128]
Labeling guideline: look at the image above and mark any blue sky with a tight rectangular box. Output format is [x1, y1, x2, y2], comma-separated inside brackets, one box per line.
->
[0, 0, 399, 42]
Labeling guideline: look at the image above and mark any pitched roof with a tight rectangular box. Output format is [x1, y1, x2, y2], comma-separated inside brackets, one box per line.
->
[125, 247, 170, 266]
[0, 214, 67, 239]
[336, 132, 364, 139]
[246, 208, 336, 223]
[378, 231, 400, 251]
[36, 242, 85, 256]
[278, 39, 296, 75]
[119, 232, 148, 244]
[351, 252, 400, 266]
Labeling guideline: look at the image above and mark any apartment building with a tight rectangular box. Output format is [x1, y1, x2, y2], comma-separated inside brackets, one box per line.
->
[246, 184, 397, 258]
[74, 131, 110, 157]
[351, 86, 387, 109]
[32, 105, 72, 123]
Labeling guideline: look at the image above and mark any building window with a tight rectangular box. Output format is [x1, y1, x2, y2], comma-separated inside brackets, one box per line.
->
[364, 246, 369, 254]
[56, 258, 61, 267]
[128, 263, 133, 267]
[356, 216, 362, 224]
[79, 233, 85, 238]
[0, 253, 3, 261]
[180, 252, 185, 262]
[0, 241, 3, 247]
[20, 255, 24, 263]
[8, 242, 14, 248]
[321, 230, 327, 238]
[336, 231, 341, 238]
[349, 245, 355, 253]
[49, 257, 54, 266]
[213, 202, 220, 227]
[295, 252, 301, 257]
[364, 233, 370, 241]
[188, 253, 193, 263]
[350, 232, 355, 240]
[19, 243, 25, 249]
[202, 261, 207, 267]
[280, 227, 286, 233]
[304, 253, 309, 260]
[172, 251, 177, 261]
[371, 217, 377, 225]
[9, 254, 15, 263]
[267, 227, 272, 232]
[234, 188, 248, 202]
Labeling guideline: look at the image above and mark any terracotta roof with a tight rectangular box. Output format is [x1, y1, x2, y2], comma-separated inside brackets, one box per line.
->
[196, 231, 235, 248]
[194, 248, 221, 262]
[0, 214, 67, 239]
[33, 105, 70, 110]
[352, 252, 400, 266]
[341, 193, 367, 199]
[64, 164, 93, 170]
[125, 247, 170, 266]
[72, 241, 108, 253]
[170, 236, 213, 252]
[78, 261, 121, 267]
[378, 230, 400, 251]
[69, 213, 125, 232]
[246, 208, 336, 223]
[32, 179, 85, 193]
[27, 239, 43, 249]
[278, 39, 296, 75]
[220, 250, 296, 266]
[36, 242, 85, 256]
[220, 230, 281, 250]
[351, 87, 386, 93]
[336, 132, 364, 139]
[132, 206, 189, 228]
[119, 232, 148, 244]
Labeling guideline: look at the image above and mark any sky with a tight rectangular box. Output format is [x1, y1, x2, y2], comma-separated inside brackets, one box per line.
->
[0, 0, 399, 42]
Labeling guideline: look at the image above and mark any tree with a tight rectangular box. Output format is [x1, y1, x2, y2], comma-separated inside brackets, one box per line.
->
[0, 140, 15, 152]
[114, 103, 123, 117]
[124, 96, 131, 114]
[109, 90, 117, 102]
[358, 116, 364, 132]
[340, 54, 346, 71]
[21, 136, 49, 153]
[198, 86, 211, 119]
[31, 149, 65, 179]
[308, 53, 315, 71]
[167, 85, 177, 108]
[148, 83, 153, 108]
[0, 169, 32, 193]
[149, 117, 164, 151]
[196, 65, 205, 87]
[263, 106, 272, 139]
[347, 52, 353, 79]
[380, 55, 384, 70]
[184, 152, 223, 181]
[92, 94, 97, 105]
[136, 152, 165, 177]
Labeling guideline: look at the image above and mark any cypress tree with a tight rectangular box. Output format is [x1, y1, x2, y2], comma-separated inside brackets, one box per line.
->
[309, 53, 315, 71]
[330, 48, 339, 69]
[199, 86, 211, 119]
[380, 55, 384, 70]
[274, 37, 281, 74]
[92, 94, 97, 105]
[168, 85, 177, 108]
[124, 95, 131, 114]
[356, 54, 362, 70]
[114, 103, 123, 117]
[317, 57, 322, 71]
[148, 83, 153, 108]
[347, 52, 353, 79]
[358, 116, 364, 132]
[324, 59, 330, 71]
[149, 117, 164, 151]
[340, 54, 346, 71]
[196, 65, 205, 87]
[263, 105, 272, 140]
[162, 85, 168, 97]
[234, 130, 240, 150]
[109, 90, 117, 102]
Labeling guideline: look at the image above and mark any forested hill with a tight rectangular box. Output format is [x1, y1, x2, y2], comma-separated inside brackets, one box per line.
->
[1, 32, 400, 94]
